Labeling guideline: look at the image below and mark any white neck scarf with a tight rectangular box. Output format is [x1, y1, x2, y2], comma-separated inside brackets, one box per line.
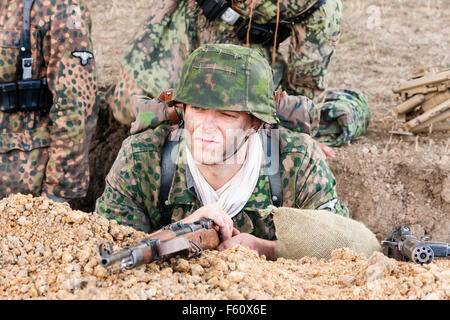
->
[186, 132, 263, 218]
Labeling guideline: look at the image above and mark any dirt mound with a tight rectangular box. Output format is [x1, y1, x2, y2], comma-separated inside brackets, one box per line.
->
[0, 194, 448, 300]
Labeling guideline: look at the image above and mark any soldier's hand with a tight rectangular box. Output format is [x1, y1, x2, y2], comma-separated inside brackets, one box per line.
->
[317, 142, 336, 158]
[217, 233, 276, 261]
[180, 202, 234, 241]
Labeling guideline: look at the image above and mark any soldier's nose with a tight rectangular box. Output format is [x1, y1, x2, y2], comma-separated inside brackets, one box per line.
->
[202, 110, 220, 126]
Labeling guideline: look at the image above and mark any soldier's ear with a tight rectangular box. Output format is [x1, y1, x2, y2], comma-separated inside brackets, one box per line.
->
[180, 104, 186, 119]
[255, 121, 264, 132]
[250, 116, 263, 132]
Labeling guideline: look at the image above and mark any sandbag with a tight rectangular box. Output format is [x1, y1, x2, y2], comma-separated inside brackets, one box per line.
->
[259, 206, 381, 260]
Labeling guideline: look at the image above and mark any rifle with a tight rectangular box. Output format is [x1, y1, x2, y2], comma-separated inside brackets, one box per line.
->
[98, 218, 220, 273]
[381, 226, 449, 264]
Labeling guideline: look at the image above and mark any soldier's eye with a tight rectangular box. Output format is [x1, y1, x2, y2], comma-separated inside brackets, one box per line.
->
[191, 106, 206, 113]
[221, 112, 237, 118]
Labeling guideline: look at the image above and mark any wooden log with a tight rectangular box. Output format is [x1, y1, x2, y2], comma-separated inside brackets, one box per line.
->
[411, 122, 450, 133]
[422, 90, 450, 112]
[404, 99, 450, 131]
[410, 109, 450, 133]
[395, 94, 424, 115]
[392, 70, 450, 94]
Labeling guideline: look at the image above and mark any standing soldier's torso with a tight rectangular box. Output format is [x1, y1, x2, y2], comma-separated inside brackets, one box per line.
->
[0, 0, 97, 199]
[0, 0, 48, 82]
[0, 0, 53, 162]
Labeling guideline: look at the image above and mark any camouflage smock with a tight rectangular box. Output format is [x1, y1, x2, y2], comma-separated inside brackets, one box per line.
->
[0, 0, 98, 199]
[95, 124, 349, 238]
[111, 0, 343, 124]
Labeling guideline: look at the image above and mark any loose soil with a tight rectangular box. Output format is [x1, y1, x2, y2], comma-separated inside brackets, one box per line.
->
[1, 194, 448, 299]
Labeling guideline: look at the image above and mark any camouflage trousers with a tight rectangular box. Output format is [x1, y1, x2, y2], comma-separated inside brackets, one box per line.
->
[316, 89, 371, 147]
[109, 0, 343, 126]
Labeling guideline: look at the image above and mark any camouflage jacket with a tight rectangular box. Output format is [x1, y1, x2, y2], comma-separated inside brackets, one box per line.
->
[0, 0, 98, 199]
[96, 124, 349, 238]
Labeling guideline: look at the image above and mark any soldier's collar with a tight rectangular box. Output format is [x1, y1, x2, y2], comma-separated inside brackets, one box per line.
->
[168, 135, 277, 210]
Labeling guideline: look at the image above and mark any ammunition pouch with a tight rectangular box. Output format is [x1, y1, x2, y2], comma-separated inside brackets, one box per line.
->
[0, 77, 52, 113]
[0, 0, 53, 114]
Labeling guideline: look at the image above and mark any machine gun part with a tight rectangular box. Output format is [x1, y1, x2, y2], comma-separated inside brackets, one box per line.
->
[381, 226, 450, 265]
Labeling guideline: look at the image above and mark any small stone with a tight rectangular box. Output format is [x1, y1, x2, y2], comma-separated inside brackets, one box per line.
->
[338, 275, 356, 287]
[190, 264, 204, 276]
[62, 252, 74, 263]
[226, 291, 245, 300]
[228, 271, 245, 283]
[17, 216, 29, 226]
[173, 259, 190, 273]
[65, 210, 88, 224]
[363, 252, 395, 283]
[93, 265, 108, 279]
[207, 276, 230, 290]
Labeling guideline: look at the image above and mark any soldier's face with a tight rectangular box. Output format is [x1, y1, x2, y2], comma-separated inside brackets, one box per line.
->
[184, 105, 258, 165]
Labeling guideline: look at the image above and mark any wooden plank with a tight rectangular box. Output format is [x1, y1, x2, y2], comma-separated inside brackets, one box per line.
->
[404, 99, 450, 131]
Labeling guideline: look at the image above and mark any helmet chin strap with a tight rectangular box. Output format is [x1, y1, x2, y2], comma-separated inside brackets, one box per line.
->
[218, 120, 264, 163]
[183, 104, 265, 165]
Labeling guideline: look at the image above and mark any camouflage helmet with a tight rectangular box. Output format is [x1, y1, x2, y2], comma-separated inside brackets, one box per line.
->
[172, 44, 277, 124]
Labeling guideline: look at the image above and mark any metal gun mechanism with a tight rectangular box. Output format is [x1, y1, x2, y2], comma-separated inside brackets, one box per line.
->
[382, 226, 434, 264]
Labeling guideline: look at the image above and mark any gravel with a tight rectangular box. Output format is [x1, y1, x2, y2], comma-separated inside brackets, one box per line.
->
[0, 194, 448, 300]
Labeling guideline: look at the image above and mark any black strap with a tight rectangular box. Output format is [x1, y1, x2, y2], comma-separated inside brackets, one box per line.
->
[262, 125, 283, 207]
[16, 0, 35, 80]
[158, 125, 183, 227]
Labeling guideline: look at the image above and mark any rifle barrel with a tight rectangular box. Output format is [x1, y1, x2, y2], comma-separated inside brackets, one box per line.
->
[429, 243, 450, 258]
[100, 248, 132, 267]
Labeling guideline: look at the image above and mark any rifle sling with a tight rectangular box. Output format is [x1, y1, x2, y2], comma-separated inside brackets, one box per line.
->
[158, 127, 183, 227]
[17, 0, 35, 81]
[262, 125, 283, 207]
